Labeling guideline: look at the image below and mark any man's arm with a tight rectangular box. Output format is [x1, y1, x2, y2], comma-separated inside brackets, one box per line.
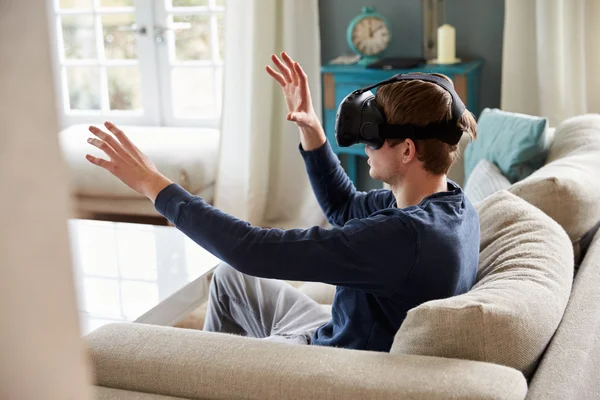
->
[84, 122, 414, 296]
[266, 53, 393, 226]
[155, 183, 415, 297]
[300, 138, 394, 227]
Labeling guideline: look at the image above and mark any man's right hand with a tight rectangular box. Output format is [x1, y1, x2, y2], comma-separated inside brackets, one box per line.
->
[266, 52, 326, 150]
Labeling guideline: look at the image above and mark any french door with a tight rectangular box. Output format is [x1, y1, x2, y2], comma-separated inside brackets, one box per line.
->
[49, 0, 225, 128]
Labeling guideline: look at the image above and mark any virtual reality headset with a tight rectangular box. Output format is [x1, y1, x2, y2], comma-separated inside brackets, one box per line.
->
[335, 73, 467, 150]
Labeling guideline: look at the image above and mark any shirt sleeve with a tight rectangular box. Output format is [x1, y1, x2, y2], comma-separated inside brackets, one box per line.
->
[299, 141, 395, 227]
[155, 183, 416, 297]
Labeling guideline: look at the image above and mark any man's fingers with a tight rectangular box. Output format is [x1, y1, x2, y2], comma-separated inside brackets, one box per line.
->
[294, 62, 308, 84]
[89, 126, 124, 155]
[104, 121, 139, 154]
[266, 65, 286, 86]
[281, 51, 296, 65]
[87, 137, 122, 162]
[86, 154, 115, 172]
[271, 54, 293, 83]
[88, 125, 110, 140]
[294, 62, 311, 99]
[281, 52, 298, 85]
[288, 112, 310, 125]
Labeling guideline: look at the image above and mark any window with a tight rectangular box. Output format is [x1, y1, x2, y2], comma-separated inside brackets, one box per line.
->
[49, 0, 225, 128]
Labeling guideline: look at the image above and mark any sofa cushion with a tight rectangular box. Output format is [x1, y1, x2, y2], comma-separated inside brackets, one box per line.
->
[464, 159, 511, 204]
[464, 108, 550, 184]
[390, 190, 573, 378]
[60, 124, 220, 198]
[88, 323, 527, 400]
[508, 114, 600, 261]
[95, 386, 187, 400]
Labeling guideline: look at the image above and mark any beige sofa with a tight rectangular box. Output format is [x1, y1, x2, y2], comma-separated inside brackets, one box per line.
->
[86, 115, 600, 399]
[60, 125, 220, 220]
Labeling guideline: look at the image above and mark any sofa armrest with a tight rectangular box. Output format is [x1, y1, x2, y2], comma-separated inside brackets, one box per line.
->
[87, 323, 526, 400]
[527, 230, 600, 399]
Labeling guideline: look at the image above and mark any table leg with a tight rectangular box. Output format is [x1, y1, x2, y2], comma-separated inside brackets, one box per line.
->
[346, 154, 358, 186]
[467, 70, 482, 118]
[135, 267, 217, 327]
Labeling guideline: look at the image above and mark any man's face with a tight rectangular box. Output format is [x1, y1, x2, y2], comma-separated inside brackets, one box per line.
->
[365, 140, 408, 184]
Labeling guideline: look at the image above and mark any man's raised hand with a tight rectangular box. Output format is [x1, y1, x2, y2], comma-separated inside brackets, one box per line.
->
[266, 52, 320, 130]
[86, 122, 172, 203]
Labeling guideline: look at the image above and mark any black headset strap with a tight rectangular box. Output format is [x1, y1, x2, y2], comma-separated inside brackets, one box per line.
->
[378, 123, 463, 145]
[355, 73, 466, 121]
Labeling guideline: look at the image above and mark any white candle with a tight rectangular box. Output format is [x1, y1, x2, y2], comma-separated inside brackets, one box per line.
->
[437, 24, 456, 63]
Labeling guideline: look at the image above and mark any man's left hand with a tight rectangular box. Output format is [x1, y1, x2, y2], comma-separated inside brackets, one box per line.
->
[86, 122, 173, 203]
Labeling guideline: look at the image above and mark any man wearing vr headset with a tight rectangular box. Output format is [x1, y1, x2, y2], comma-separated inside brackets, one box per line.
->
[86, 52, 479, 353]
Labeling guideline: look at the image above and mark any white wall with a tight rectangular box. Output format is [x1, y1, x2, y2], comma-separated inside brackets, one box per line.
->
[0, 0, 92, 398]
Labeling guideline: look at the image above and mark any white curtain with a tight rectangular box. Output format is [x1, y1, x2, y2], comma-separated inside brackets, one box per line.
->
[214, 0, 326, 229]
[0, 1, 92, 398]
[501, 0, 600, 126]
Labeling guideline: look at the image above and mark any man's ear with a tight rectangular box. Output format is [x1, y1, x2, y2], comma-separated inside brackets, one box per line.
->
[402, 139, 417, 164]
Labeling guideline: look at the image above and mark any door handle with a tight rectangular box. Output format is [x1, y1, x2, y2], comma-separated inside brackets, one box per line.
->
[117, 24, 147, 35]
[154, 22, 192, 44]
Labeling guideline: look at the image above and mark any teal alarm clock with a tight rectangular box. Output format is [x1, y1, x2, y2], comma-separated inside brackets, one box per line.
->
[347, 6, 392, 65]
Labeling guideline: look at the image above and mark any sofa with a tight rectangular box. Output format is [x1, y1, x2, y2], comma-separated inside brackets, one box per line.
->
[60, 125, 220, 220]
[86, 114, 600, 399]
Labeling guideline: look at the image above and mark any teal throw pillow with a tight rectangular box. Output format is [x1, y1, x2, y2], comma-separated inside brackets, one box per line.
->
[464, 108, 550, 184]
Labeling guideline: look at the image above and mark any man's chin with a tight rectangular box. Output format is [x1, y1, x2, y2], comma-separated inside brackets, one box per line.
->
[368, 168, 382, 182]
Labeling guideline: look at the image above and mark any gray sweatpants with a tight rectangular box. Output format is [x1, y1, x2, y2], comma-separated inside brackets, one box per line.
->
[203, 263, 332, 345]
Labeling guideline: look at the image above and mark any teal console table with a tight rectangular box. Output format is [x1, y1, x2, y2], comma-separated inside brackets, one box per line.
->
[320, 60, 483, 185]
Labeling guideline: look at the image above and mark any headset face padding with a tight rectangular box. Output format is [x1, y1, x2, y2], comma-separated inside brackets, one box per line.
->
[360, 97, 387, 148]
[335, 90, 387, 150]
[335, 91, 364, 147]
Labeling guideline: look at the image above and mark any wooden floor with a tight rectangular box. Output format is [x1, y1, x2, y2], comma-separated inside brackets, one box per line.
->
[174, 301, 209, 330]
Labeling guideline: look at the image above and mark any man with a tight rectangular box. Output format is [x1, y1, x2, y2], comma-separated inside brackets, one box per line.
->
[86, 52, 479, 352]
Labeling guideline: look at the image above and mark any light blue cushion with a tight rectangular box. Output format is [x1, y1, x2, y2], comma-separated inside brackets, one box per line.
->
[464, 108, 550, 184]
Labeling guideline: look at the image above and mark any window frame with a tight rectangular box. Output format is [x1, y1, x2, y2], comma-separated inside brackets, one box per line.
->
[47, 0, 224, 129]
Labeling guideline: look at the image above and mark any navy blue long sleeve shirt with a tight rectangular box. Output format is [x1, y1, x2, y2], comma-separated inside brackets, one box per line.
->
[155, 140, 479, 352]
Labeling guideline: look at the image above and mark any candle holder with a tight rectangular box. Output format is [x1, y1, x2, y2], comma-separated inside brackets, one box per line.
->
[422, 0, 461, 64]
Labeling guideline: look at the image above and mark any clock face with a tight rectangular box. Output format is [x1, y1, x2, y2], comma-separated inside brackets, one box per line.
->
[351, 16, 391, 56]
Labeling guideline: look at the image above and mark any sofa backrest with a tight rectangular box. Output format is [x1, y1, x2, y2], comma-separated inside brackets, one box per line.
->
[390, 190, 573, 378]
[509, 114, 600, 262]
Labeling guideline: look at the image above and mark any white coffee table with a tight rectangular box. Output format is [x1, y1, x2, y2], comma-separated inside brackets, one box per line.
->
[68, 219, 222, 335]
